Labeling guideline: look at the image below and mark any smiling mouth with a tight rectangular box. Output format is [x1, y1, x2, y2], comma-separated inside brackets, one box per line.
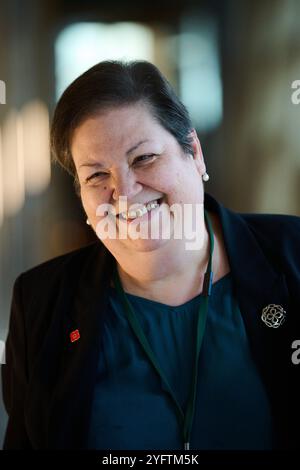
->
[117, 197, 164, 221]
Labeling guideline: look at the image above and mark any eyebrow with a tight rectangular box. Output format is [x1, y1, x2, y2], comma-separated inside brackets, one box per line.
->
[79, 139, 150, 169]
[126, 139, 149, 155]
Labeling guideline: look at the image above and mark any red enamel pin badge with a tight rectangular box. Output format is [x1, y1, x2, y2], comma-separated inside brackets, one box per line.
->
[70, 329, 80, 343]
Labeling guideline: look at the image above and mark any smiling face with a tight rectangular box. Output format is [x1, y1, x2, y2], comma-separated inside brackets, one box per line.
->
[71, 102, 206, 257]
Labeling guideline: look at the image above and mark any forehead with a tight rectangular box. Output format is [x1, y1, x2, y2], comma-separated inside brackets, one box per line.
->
[71, 103, 169, 158]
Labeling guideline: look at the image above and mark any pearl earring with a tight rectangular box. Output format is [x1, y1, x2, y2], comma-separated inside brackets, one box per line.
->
[86, 219, 91, 225]
[202, 172, 209, 182]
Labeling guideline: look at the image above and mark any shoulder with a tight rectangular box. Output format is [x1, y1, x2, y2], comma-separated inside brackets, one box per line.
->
[15, 241, 101, 299]
[22, 241, 99, 277]
[9, 241, 108, 339]
[239, 212, 300, 246]
[238, 211, 300, 270]
[206, 193, 300, 249]
[206, 193, 300, 243]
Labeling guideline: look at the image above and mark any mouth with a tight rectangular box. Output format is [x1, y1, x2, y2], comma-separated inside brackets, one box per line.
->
[116, 197, 164, 223]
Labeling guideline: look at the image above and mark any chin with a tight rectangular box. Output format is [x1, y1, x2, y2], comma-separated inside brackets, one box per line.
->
[127, 235, 171, 253]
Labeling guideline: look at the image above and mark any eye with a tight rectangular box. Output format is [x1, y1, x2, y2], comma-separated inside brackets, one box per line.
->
[133, 154, 156, 164]
[85, 154, 156, 184]
[85, 171, 108, 183]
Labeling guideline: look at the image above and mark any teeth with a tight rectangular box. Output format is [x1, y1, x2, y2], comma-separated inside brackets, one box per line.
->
[129, 207, 147, 218]
[119, 199, 160, 220]
[146, 201, 159, 211]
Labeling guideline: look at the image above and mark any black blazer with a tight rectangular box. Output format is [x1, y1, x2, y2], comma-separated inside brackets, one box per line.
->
[2, 193, 300, 450]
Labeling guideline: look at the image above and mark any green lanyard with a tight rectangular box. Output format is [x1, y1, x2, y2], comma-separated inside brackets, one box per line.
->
[112, 210, 214, 451]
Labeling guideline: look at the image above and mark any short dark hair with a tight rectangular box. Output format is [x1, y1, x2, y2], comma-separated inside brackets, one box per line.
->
[50, 60, 194, 190]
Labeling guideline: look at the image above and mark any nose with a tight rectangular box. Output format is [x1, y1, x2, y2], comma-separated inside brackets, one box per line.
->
[111, 170, 142, 202]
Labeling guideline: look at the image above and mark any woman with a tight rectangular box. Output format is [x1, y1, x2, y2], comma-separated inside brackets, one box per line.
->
[2, 60, 300, 451]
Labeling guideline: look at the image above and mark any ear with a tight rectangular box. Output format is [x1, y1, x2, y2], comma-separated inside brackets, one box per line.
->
[189, 129, 206, 177]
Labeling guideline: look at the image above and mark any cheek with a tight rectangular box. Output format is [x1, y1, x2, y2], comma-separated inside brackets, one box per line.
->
[147, 165, 176, 192]
[81, 187, 113, 221]
[168, 170, 202, 203]
[80, 194, 92, 218]
[80, 190, 100, 217]
[151, 169, 183, 200]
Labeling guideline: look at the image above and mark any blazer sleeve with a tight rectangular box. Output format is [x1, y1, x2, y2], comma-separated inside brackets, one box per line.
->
[1, 274, 33, 449]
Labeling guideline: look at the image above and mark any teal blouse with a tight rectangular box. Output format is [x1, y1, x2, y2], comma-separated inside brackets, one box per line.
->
[86, 273, 273, 450]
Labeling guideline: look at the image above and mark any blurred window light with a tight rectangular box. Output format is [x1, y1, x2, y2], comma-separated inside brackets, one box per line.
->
[0, 80, 5, 104]
[0, 128, 3, 226]
[22, 101, 51, 195]
[178, 14, 223, 132]
[55, 22, 155, 100]
[0, 101, 50, 225]
[0, 338, 5, 364]
[1, 110, 25, 217]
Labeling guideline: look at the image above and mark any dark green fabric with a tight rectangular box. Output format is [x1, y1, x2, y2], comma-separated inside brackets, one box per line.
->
[87, 273, 273, 450]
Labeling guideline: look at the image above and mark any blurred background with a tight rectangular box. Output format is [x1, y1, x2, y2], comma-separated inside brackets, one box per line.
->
[0, 0, 300, 447]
